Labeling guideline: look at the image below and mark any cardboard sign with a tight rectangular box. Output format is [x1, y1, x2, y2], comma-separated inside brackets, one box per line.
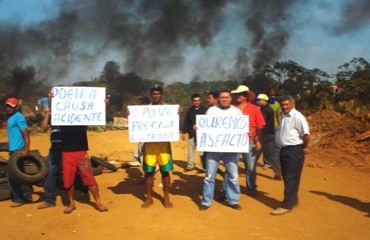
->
[51, 86, 106, 126]
[128, 105, 179, 142]
[196, 115, 249, 152]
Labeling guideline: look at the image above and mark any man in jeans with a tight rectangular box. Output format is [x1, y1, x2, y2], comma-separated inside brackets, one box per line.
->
[5, 97, 33, 207]
[199, 90, 243, 211]
[37, 105, 62, 209]
[230, 85, 265, 197]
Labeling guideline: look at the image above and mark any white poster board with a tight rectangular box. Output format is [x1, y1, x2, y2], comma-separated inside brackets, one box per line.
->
[128, 105, 179, 142]
[51, 86, 106, 126]
[196, 115, 249, 152]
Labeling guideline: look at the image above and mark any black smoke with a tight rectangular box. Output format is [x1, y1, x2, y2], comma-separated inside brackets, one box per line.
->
[0, 0, 309, 84]
[334, 0, 370, 34]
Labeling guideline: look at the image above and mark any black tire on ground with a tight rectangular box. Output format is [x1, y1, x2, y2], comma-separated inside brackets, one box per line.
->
[0, 177, 11, 201]
[0, 142, 8, 152]
[93, 166, 103, 176]
[90, 156, 117, 172]
[0, 162, 8, 178]
[8, 150, 49, 185]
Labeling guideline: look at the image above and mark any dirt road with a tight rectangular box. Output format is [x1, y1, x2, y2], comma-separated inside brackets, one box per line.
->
[0, 129, 369, 240]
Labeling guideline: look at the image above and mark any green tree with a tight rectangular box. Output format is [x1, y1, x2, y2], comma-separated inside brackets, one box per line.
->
[335, 57, 370, 104]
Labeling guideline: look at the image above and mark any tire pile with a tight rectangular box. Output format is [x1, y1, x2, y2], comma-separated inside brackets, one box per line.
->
[0, 142, 117, 201]
[0, 143, 10, 201]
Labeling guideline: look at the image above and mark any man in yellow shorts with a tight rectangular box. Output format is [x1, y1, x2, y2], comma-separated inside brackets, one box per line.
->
[141, 85, 174, 209]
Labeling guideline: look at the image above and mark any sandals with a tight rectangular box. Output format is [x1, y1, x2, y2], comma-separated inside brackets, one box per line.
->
[141, 200, 154, 209]
[63, 206, 76, 214]
[37, 202, 55, 209]
[11, 202, 24, 208]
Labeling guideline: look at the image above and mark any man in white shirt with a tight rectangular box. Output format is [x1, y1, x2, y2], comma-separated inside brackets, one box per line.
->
[271, 95, 310, 215]
[199, 90, 243, 211]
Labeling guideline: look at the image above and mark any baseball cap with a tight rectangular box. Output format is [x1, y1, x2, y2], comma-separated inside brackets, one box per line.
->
[5, 98, 18, 107]
[256, 94, 269, 101]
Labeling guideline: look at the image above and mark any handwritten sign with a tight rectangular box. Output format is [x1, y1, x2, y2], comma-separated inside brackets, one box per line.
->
[51, 86, 106, 126]
[128, 105, 179, 142]
[196, 115, 249, 152]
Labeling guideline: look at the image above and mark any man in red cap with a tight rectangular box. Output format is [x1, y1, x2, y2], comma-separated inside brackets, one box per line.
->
[5, 97, 33, 207]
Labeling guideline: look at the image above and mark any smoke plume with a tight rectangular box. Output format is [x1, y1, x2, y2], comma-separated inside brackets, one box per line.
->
[0, 0, 312, 84]
[334, 0, 370, 34]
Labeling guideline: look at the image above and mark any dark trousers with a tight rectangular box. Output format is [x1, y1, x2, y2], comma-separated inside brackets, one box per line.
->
[280, 145, 304, 209]
[8, 151, 33, 203]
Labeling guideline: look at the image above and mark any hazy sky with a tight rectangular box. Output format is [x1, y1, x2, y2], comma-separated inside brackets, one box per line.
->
[0, 0, 369, 84]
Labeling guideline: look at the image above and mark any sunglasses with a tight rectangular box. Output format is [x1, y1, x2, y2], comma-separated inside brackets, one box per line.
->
[5, 104, 16, 108]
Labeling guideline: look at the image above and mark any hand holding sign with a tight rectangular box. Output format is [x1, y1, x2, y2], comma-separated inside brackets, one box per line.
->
[196, 115, 249, 153]
[128, 105, 180, 142]
[51, 86, 106, 126]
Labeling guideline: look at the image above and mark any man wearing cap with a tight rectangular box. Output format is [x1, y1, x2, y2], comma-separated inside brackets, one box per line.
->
[268, 89, 282, 164]
[271, 94, 310, 215]
[230, 85, 265, 197]
[5, 97, 33, 207]
[255, 94, 282, 180]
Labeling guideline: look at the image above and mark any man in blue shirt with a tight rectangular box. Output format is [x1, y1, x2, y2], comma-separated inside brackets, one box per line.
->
[5, 97, 33, 207]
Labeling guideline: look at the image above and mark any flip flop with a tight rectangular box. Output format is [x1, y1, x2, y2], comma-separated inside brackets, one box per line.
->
[96, 205, 108, 212]
[11, 202, 23, 208]
[63, 206, 76, 214]
[37, 202, 55, 209]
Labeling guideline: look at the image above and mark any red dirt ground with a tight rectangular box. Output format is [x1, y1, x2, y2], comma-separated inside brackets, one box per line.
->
[0, 110, 369, 240]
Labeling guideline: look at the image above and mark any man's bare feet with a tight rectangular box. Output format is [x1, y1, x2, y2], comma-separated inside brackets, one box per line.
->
[141, 199, 154, 209]
[163, 200, 173, 208]
[96, 204, 108, 212]
[63, 205, 76, 214]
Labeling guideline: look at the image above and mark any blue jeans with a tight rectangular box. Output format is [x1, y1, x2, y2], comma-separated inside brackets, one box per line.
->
[241, 142, 258, 192]
[8, 152, 33, 203]
[201, 152, 240, 206]
[7, 174, 33, 203]
[256, 134, 282, 177]
[43, 149, 62, 205]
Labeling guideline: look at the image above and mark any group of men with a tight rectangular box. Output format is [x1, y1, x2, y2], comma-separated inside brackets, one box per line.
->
[3, 83, 309, 216]
[4, 91, 107, 214]
[181, 85, 310, 215]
